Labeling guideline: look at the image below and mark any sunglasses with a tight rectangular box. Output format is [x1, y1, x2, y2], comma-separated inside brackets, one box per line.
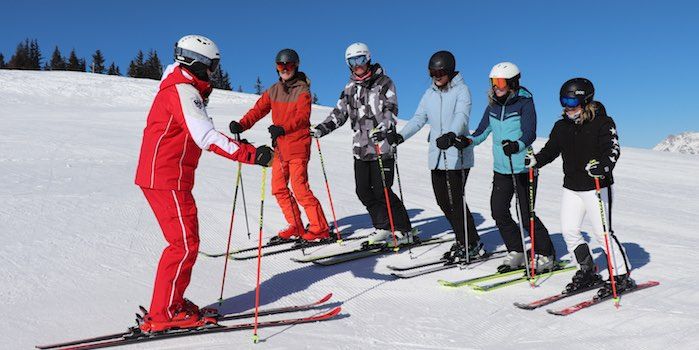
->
[560, 96, 582, 108]
[429, 69, 448, 78]
[347, 55, 368, 67]
[276, 62, 297, 72]
[490, 78, 508, 90]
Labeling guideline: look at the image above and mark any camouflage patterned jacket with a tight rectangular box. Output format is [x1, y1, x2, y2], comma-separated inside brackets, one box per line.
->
[318, 64, 398, 161]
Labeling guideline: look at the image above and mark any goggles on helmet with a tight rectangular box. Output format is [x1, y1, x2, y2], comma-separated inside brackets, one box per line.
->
[276, 61, 298, 72]
[347, 55, 369, 67]
[560, 96, 582, 108]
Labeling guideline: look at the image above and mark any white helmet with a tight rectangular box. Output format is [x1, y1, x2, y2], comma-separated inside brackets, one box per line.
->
[345, 42, 371, 66]
[175, 35, 220, 71]
[489, 61, 520, 79]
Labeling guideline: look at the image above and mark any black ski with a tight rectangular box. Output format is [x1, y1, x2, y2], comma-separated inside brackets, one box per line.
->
[308, 236, 455, 266]
[390, 250, 508, 279]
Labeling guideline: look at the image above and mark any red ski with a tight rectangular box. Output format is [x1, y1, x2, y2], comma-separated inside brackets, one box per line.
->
[546, 281, 660, 316]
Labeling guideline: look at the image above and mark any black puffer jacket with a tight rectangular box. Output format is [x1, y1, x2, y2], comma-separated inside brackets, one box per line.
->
[535, 101, 620, 191]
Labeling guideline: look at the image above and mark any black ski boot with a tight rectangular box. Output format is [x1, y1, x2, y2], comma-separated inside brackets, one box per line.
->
[443, 241, 486, 262]
[565, 244, 603, 294]
[596, 273, 636, 299]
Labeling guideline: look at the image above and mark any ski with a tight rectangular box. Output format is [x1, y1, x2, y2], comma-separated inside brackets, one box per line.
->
[37, 293, 335, 349]
[36, 307, 341, 350]
[390, 250, 508, 279]
[437, 267, 528, 288]
[471, 264, 576, 292]
[303, 236, 455, 266]
[227, 235, 371, 260]
[513, 283, 605, 310]
[546, 280, 660, 316]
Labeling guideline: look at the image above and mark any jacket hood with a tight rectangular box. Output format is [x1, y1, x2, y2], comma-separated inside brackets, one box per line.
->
[160, 63, 212, 99]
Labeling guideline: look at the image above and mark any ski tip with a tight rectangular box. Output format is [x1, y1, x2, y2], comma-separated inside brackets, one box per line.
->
[318, 293, 333, 304]
[324, 306, 342, 318]
[545, 309, 563, 316]
[513, 302, 535, 310]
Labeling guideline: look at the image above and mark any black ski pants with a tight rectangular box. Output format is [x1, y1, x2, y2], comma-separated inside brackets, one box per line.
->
[431, 169, 479, 247]
[354, 158, 412, 232]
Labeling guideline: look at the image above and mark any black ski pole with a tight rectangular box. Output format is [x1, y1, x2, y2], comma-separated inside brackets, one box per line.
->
[508, 154, 532, 281]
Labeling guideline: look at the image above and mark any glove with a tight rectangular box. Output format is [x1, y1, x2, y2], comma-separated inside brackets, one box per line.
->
[254, 145, 274, 167]
[310, 124, 330, 139]
[524, 153, 537, 168]
[436, 132, 457, 150]
[501, 140, 520, 156]
[229, 120, 244, 134]
[369, 128, 386, 142]
[585, 159, 606, 178]
[386, 131, 404, 146]
[453, 135, 472, 150]
[268, 125, 285, 146]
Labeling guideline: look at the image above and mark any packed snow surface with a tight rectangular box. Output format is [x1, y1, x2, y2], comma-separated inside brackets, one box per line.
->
[1, 71, 698, 349]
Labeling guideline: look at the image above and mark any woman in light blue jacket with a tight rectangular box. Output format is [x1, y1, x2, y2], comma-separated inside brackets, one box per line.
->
[388, 51, 484, 261]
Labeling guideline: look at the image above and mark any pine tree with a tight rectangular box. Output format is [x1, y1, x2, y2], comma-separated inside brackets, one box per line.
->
[92, 50, 105, 74]
[211, 67, 232, 90]
[143, 50, 162, 80]
[49, 46, 66, 70]
[312, 93, 319, 104]
[237, 85, 243, 93]
[107, 62, 121, 76]
[28, 39, 41, 69]
[0, 53, 5, 69]
[128, 50, 145, 78]
[79, 58, 86, 72]
[7, 39, 30, 69]
[254, 76, 263, 95]
[66, 49, 82, 71]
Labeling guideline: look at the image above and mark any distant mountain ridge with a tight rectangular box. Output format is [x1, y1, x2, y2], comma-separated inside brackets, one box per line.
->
[653, 132, 699, 155]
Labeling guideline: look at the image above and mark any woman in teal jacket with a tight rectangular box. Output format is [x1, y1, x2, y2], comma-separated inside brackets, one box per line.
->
[389, 51, 484, 261]
[469, 62, 555, 273]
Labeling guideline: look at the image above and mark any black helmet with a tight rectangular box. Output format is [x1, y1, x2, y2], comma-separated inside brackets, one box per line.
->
[560, 78, 594, 107]
[275, 48, 300, 64]
[428, 50, 456, 75]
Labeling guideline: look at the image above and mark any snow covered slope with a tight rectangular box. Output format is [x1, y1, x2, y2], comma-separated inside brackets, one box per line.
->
[1, 71, 698, 349]
[653, 132, 699, 155]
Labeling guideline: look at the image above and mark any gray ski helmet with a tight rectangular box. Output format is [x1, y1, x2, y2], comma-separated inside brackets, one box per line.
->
[275, 48, 300, 64]
[560, 78, 595, 107]
[428, 51, 456, 75]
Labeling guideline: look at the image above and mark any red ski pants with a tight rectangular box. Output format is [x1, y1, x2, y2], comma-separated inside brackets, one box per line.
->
[141, 188, 199, 322]
[271, 157, 329, 234]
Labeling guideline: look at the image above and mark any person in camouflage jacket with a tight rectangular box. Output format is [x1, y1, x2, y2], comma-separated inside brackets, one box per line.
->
[312, 43, 412, 244]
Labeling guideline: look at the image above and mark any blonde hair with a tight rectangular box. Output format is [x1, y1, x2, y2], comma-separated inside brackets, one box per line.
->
[563, 102, 598, 123]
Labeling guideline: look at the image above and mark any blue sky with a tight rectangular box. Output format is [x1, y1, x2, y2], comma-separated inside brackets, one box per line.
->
[2, 1, 697, 148]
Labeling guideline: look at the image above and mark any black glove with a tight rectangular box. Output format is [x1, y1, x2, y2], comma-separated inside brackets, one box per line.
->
[501, 140, 520, 156]
[229, 120, 244, 134]
[370, 129, 386, 142]
[268, 125, 285, 145]
[453, 135, 472, 150]
[310, 124, 330, 139]
[386, 131, 404, 146]
[254, 145, 274, 167]
[436, 132, 457, 150]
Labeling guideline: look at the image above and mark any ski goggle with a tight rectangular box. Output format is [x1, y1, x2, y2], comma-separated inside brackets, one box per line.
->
[175, 47, 220, 72]
[429, 69, 448, 78]
[490, 78, 508, 90]
[209, 59, 220, 72]
[347, 55, 369, 67]
[276, 62, 297, 72]
[560, 96, 582, 108]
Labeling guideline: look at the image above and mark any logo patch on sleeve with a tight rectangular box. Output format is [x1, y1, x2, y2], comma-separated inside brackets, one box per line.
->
[193, 98, 204, 110]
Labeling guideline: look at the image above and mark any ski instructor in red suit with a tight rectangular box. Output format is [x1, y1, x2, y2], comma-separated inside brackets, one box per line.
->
[134, 35, 273, 333]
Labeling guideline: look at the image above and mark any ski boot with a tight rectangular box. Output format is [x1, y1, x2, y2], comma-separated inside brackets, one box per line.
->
[565, 268, 604, 294]
[443, 241, 486, 262]
[301, 228, 330, 242]
[497, 251, 525, 273]
[533, 254, 556, 273]
[596, 273, 636, 299]
[366, 229, 392, 244]
[138, 304, 216, 333]
[269, 225, 304, 243]
[390, 229, 419, 246]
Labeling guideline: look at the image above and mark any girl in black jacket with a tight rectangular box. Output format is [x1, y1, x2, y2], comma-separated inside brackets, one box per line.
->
[526, 78, 633, 296]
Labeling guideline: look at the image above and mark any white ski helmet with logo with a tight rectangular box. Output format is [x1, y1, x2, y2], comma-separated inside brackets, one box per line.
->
[345, 42, 371, 66]
[489, 62, 520, 79]
[174, 35, 220, 71]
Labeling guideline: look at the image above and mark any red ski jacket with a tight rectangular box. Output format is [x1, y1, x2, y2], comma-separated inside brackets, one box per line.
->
[135, 63, 256, 191]
[238, 72, 312, 160]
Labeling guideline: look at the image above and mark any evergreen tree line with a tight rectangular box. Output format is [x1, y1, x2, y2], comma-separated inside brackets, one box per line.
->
[0, 38, 235, 90]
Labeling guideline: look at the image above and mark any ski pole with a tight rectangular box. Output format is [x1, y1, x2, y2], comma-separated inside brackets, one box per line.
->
[252, 167, 268, 343]
[394, 145, 414, 256]
[527, 150, 536, 287]
[508, 155, 531, 281]
[234, 134, 252, 239]
[315, 138, 342, 243]
[594, 177, 620, 307]
[373, 141, 399, 251]
[218, 160, 243, 304]
[458, 150, 470, 264]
